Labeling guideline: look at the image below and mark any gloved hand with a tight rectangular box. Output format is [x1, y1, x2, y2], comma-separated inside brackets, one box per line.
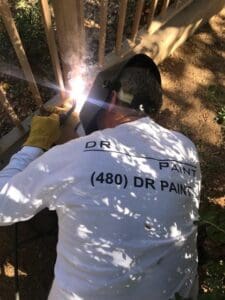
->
[43, 104, 80, 144]
[24, 113, 60, 150]
[55, 106, 80, 144]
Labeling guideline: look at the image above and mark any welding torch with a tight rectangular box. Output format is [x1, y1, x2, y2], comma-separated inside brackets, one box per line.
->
[39, 98, 76, 127]
[59, 101, 76, 126]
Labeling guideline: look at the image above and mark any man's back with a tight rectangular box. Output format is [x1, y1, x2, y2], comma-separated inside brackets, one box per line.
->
[37, 117, 201, 299]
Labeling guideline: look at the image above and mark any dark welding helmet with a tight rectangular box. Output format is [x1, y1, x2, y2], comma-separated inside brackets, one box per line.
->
[79, 54, 161, 135]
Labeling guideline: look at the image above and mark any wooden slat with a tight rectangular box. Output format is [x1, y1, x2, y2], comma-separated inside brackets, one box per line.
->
[147, 0, 158, 30]
[76, 0, 86, 59]
[116, 0, 128, 55]
[131, 0, 145, 41]
[52, 0, 80, 86]
[161, 0, 170, 16]
[40, 0, 65, 99]
[0, 87, 24, 130]
[0, 0, 43, 106]
[148, 0, 193, 34]
[98, 0, 108, 66]
[174, 0, 181, 9]
[104, 0, 195, 69]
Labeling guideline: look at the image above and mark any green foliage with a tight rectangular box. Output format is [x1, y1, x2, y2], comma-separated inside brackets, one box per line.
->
[199, 260, 225, 299]
[173, 293, 192, 300]
[199, 206, 225, 257]
[205, 85, 225, 125]
[199, 293, 225, 300]
[199, 204, 225, 298]
[200, 206, 225, 241]
[206, 85, 225, 107]
[0, 0, 52, 75]
[13, 0, 49, 65]
[215, 106, 225, 125]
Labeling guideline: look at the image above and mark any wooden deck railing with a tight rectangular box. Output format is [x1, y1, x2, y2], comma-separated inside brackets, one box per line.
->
[1, 0, 224, 164]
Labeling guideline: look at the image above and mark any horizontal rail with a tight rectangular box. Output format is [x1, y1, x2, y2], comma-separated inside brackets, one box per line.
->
[0, 94, 63, 168]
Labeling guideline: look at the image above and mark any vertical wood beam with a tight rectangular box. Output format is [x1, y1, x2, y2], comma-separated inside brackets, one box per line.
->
[52, 0, 80, 87]
[40, 0, 65, 99]
[161, 0, 170, 16]
[116, 0, 128, 55]
[76, 0, 86, 59]
[98, 0, 108, 66]
[0, 0, 43, 106]
[131, 0, 145, 42]
[174, 0, 180, 9]
[147, 0, 158, 30]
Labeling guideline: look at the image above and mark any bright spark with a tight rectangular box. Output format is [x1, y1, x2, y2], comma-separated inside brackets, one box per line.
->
[69, 74, 88, 113]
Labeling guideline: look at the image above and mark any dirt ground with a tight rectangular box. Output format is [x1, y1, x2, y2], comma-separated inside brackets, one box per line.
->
[0, 8, 225, 300]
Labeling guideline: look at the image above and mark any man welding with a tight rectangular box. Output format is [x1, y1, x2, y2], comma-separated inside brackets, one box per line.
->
[0, 54, 201, 300]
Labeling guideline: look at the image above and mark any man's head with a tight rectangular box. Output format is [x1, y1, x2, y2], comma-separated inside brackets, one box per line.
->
[115, 65, 162, 115]
[80, 54, 162, 134]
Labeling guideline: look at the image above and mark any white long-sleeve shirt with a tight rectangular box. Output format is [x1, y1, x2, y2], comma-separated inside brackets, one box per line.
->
[0, 117, 201, 300]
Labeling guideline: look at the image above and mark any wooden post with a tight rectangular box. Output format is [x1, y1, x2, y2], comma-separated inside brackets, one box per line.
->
[147, 0, 158, 30]
[52, 0, 82, 87]
[161, 0, 170, 16]
[0, 0, 43, 106]
[130, 0, 145, 42]
[76, 0, 86, 59]
[116, 0, 128, 55]
[148, 0, 193, 34]
[0, 87, 24, 130]
[174, 0, 181, 9]
[40, 0, 65, 99]
[98, 0, 108, 66]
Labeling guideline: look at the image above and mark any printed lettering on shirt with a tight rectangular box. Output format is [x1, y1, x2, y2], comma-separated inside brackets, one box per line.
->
[85, 140, 198, 197]
[84, 140, 197, 175]
[90, 171, 194, 197]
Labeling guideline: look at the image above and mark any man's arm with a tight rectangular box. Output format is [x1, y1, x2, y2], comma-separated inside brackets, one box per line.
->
[0, 146, 44, 187]
[0, 113, 60, 225]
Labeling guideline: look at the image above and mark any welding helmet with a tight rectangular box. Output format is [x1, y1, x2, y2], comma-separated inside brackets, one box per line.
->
[79, 54, 161, 135]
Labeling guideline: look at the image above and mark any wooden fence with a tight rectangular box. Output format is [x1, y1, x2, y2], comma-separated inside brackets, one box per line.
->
[0, 0, 193, 128]
[0, 0, 225, 165]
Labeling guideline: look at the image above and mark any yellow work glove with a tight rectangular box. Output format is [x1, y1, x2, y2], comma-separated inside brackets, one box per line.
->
[44, 105, 80, 144]
[24, 113, 60, 150]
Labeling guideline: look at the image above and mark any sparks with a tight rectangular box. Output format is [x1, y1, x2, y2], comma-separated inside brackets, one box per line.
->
[69, 71, 89, 113]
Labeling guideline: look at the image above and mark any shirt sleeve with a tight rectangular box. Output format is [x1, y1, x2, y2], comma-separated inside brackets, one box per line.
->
[0, 146, 46, 225]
